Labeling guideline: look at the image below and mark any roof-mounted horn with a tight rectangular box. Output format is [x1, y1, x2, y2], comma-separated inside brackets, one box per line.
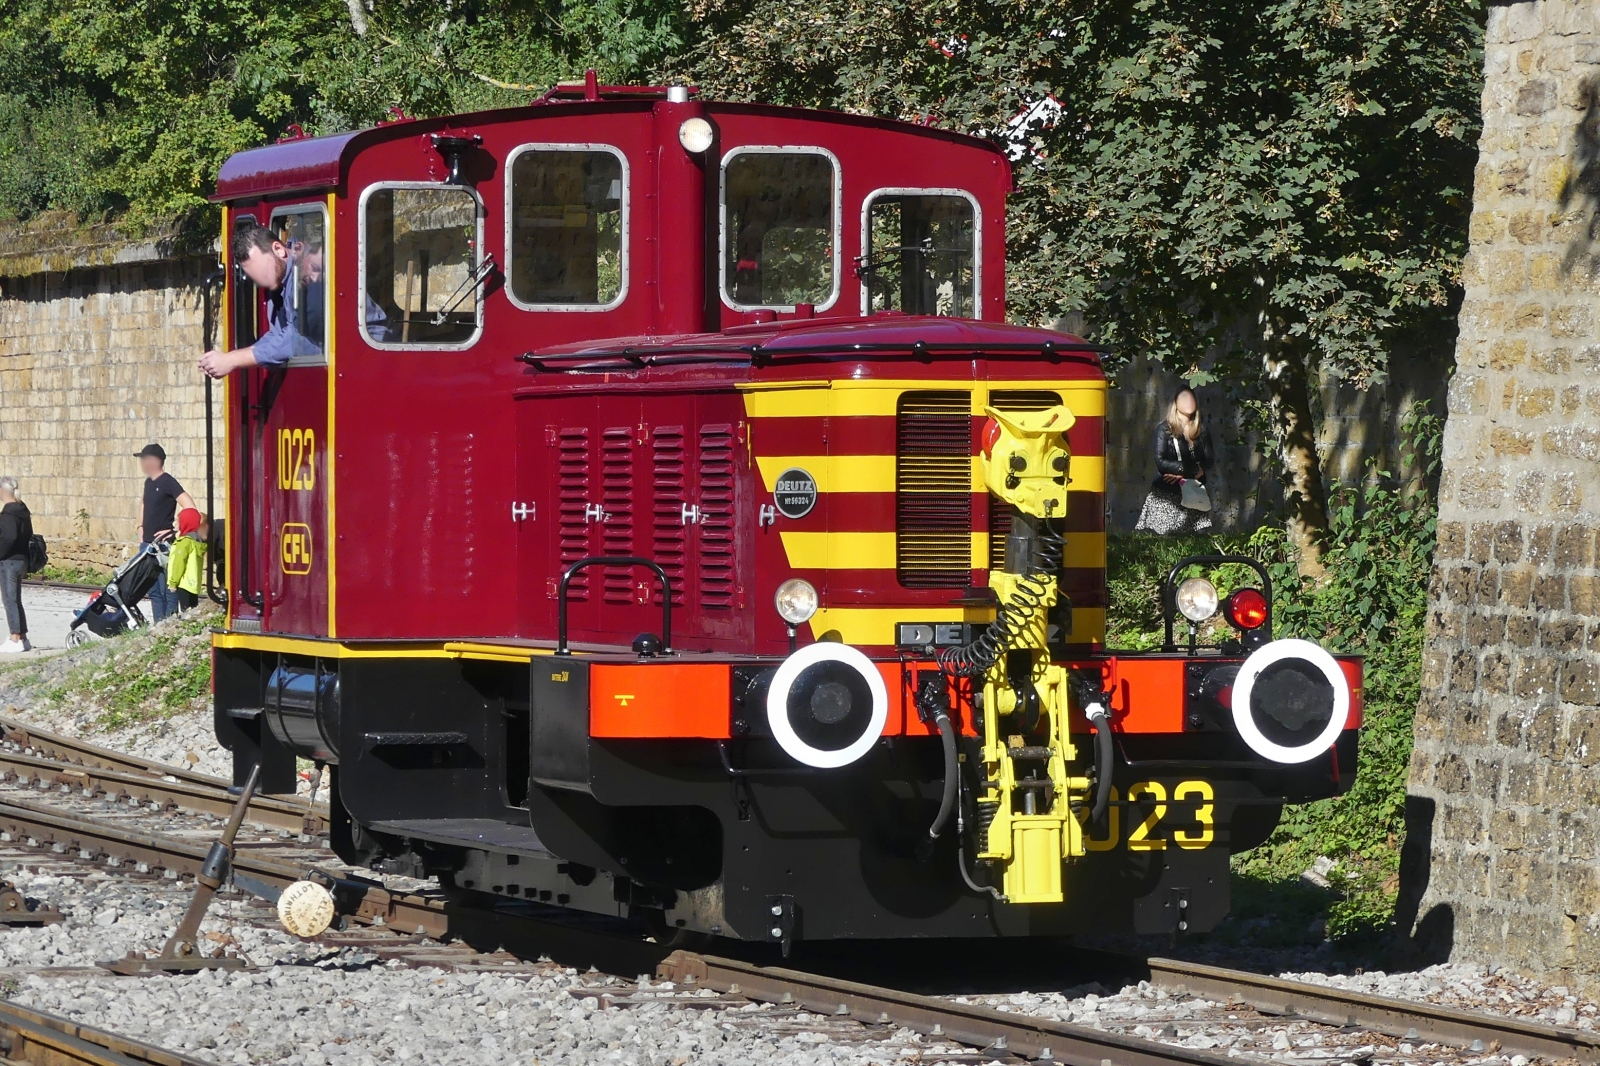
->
[431, 133, 484, 185]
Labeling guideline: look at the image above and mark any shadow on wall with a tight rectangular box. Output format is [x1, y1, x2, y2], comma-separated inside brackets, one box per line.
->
[1394, 795, 1455, 966]
[1103, 355, 1450, 534]
[1560, 73, 1600, 275]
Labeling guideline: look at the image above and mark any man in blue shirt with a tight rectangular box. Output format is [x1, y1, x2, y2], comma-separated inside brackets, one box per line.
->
[199, 225, 390, 377]
[199, 224, 323, 377]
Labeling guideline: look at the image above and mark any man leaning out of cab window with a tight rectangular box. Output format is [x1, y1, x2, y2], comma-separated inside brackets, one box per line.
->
[199, 224, 324, 378]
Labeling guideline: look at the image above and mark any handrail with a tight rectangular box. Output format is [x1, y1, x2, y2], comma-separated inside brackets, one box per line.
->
[556, 556, 672, 656]
[1161, 554, 1272, 651]
[200, 269, 228, 606]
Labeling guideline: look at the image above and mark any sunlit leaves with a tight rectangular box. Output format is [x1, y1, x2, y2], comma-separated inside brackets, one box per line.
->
[0, 0, 686, 226]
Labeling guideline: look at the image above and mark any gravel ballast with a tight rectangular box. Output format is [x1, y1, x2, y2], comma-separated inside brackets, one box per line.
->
[1, 629, 1597, 1064]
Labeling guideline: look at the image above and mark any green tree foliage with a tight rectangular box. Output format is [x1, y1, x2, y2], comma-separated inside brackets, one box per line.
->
[683, 0, 1481, 570]
[0, 0, 1476, 570]
[0, 0, 683, 227]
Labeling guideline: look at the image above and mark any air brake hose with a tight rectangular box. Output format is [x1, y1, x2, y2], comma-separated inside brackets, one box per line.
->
[1086, 702, 1114, 824]
[926, 709, 959, 840]
[936, 517, 1064, 679]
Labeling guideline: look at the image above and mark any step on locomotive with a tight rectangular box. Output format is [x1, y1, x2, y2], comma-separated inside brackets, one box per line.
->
[203, 77, 1362, 948]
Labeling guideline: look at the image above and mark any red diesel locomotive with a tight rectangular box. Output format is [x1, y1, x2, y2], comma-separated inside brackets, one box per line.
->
[205, 79, 1362, 947]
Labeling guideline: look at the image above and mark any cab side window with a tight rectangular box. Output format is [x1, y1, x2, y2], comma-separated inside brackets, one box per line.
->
[863, 193, 976, 317]
[271, 206, 329, 361]
[722, 150, 836, 309]
[508, 147, 626, 309]
[362, 185, 483, 347]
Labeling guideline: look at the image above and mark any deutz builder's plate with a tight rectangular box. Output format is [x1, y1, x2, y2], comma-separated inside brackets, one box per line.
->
[774, 467, 818, 519]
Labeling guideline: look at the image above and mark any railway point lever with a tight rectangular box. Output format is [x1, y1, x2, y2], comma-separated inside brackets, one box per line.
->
[99, 761, 262, 975]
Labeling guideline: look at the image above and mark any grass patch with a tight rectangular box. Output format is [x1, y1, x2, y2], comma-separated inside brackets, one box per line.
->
[31, 562, 114, 586]
[37, 609, 216, 730]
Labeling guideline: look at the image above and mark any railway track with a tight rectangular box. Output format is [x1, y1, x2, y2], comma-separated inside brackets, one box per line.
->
[0, 998, 212, 1065]
[0, 722, 1592, 1066]
[0, 716, 329, 836]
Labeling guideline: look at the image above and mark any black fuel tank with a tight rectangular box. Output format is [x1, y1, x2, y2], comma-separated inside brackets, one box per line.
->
[263, 661, 340, 763]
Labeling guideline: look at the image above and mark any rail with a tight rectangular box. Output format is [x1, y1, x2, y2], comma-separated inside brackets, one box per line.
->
[201, 268, 227, 607]
[659, 950, 1236, 1066]
[658, 952, 1600, 1066]
[0, 716, 328, 834]
[0, 795, 449, 939]
[1146, 957, 1600, 1064]
[0, 999, 213, 1065]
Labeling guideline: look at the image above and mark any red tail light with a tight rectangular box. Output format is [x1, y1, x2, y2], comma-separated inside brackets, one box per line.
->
[1225, 587, 1269, 630]
[980, 417, 1002, 459]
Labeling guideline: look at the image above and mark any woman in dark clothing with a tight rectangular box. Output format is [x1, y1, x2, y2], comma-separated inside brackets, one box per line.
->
[1134, 388, 1215, 535]
[0, 477, 32, 653]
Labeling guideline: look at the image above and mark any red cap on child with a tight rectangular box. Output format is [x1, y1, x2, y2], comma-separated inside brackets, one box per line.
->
[177, 508, 202, 536]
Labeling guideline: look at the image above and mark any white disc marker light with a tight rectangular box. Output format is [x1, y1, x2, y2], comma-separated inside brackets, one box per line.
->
[766, 642, 888, 769]
[1230, 638, 1351, 765]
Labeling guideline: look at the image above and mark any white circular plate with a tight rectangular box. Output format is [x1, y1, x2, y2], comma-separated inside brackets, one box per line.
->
[766, 642, 888, 769]
[1230, 638, 1351, 765]
[277, 880, 336, 939]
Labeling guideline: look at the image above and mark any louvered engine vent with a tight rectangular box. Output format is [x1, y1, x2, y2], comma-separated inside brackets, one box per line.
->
[896, 390, 973, 589]
[556, 426, 591, 600]
[697, 424, 737, 609]
[986, 391, 1063, 571]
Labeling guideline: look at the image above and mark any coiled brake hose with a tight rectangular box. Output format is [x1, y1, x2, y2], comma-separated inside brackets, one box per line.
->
[936, 518, 1065, 679]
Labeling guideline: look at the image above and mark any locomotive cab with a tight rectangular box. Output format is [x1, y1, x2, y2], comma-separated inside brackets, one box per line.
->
[207, 82, 1361, 946]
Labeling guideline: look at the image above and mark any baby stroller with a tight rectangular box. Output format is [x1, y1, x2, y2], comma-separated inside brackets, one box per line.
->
[66, 541, 170, 645]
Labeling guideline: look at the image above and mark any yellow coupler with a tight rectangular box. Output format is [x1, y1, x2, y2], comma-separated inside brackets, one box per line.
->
[975, 619, 1092, 903]
[972, 403, 1090, 904]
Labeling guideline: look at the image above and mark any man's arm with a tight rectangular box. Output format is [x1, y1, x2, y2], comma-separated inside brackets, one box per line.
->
[0, 515, 15, 561]
[176, 491, 197, 514]
[199, 287, 304, 378]
[198, 346, 259, 379]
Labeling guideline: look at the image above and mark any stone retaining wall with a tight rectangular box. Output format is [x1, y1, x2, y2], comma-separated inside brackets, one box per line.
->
[1405, 0, 1600, 994]
[0, 218, 221, 571]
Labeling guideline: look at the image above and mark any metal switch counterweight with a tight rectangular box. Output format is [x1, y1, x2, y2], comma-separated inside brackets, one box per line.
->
[99, 761, 263, 975]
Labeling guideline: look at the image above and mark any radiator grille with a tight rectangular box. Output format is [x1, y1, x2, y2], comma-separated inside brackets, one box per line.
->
[698, 424, 736, 609]
[986, 391, 1062, 571]
[556, 426, 591, 600]
[651, 426, 688, 605]
[601, 427, 636, 603]
[896, 390, 972, 589]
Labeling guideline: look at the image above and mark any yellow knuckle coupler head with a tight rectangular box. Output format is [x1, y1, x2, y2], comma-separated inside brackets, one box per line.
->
[981, 405, 1074, 518]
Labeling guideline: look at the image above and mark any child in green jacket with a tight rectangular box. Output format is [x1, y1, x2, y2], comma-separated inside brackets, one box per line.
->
[168, 508, 209, 612]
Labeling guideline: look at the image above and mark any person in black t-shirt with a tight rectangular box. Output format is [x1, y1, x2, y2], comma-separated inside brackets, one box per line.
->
[136, 444, 196, 622]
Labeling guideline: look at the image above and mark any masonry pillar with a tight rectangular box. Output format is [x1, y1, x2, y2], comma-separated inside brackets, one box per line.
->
[1408, 0, 1600, 993]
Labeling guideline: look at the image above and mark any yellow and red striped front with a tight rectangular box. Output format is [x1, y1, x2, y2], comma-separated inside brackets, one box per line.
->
[740, 377, 1108, 648]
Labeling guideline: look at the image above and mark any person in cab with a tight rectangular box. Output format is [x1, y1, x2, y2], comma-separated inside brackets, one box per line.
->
[199, 224, 324, 377]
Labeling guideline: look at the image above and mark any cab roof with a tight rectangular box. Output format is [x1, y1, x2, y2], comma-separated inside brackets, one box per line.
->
[213, 94, 1009, 203]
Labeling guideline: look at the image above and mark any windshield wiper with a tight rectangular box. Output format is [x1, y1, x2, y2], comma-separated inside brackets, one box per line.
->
[432, 253, 497, 325]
